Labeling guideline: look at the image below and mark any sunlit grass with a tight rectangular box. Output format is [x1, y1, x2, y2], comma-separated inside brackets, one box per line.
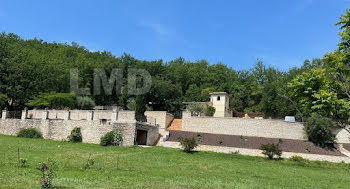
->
[0, 134, 349, 189]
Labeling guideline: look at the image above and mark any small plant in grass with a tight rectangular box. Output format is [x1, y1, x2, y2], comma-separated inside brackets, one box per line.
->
[178, 137, 198, 153]
[100, 130, 123, 146]
[260, 143, 282, 160]
[17, 128, 43, 139]
[20, 158, 28, 168]
[84, 154, 95, 170]
[37, 158, 56, 189]
[68, 127, 82, 142]
[290, 155, 307, 163]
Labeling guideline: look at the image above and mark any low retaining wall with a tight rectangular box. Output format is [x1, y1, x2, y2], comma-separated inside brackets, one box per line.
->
[182, 117, 350, 143]
[0, 119, 137, 146]
[182, 117, 306, 140]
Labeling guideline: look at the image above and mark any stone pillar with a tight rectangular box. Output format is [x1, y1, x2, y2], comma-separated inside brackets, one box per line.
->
[111, 110, 118, 121]
[182, 111, 191, 119]
[21, 108, 28, 120]
[42, 110, 48, 120]
[63, 110, 70, 120]
[87, 111, 94, 120]
[1, 109, 7, 120]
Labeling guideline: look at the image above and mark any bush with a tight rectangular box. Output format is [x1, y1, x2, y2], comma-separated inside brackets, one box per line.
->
[100, 130, 123, 146]
[178, 137, 198, 153]
[38, 158, 56, 189]
[76, 96, 95, 110]
[205, 106, 216, 116]
[68, 127, 82, 142]
[17, 128, 43, 139]
[260, 143, 282, 160]
[304, 115, 336, 148]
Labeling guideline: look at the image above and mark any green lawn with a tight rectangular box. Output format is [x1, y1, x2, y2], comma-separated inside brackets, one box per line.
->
[0, 135, 349, 189]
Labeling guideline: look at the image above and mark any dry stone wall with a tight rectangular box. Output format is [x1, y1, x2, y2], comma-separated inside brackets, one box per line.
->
[182, 117, 306, 140]
[145, 111, 174, 136]
[0, 119, 137, 146]
[182, 116, 350, 143]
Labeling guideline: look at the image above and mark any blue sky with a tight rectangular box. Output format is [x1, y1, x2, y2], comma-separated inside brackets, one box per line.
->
[0, 0, 349, 70]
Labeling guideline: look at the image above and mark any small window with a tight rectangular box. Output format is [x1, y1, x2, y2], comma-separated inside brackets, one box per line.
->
[217, 96, 220, 101]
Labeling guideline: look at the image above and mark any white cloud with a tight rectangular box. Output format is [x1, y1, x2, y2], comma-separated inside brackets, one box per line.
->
[139, 20, 174, 36]
[139, 20, 195, 49]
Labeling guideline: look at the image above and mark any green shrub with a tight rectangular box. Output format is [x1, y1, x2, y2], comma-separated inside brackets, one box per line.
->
[100, 130, 123, 146]
[304, 115, 336, 148]
[205, 106, 216, 116]
[26, 92, 77, 109]
[38, 158, 56, 189]
[68, 127, 82, 142]
[76, 96, 95, 110]
[260, 143, 282, 160]
[289, 155, 307, 163]
[178, 137, 198, 153]
[17, 128, 43, 139]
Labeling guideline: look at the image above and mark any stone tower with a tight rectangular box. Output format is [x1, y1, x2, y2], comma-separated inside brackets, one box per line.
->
[209, 92, 231, 117]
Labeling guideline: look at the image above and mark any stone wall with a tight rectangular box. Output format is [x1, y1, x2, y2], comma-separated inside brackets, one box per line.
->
[145, 111, 174, 136]
[0, 119, 137, 146]
[0, 109, 163, 146]
[136, 123, 159, 145]
[182, 117, 306, 140]
[333, 128, 350, 144]
[27, 110, 114, 120]
[182, 116, 350, 143]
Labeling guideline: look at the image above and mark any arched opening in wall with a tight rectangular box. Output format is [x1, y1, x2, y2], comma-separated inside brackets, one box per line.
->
[217, 96, 220, 101]
[135, 129, 147, 145]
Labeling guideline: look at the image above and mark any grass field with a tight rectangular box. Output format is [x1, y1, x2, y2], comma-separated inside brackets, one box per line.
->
[0, 135, 349, 189]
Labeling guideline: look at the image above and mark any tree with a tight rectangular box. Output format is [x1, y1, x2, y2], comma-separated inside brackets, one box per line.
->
[26, 92, 77, 109]
[0, 94, 7, 110]
[135, 95, 147, 119]
[184, 84, 201, 102]
[187, 103, 206, 116]
[201, 88, 215, 102]
[76, 96, 95, 110]
[288, 67, 350, 124]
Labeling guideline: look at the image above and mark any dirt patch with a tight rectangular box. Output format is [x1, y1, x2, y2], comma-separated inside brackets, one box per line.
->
[168, 130, 344, 156]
